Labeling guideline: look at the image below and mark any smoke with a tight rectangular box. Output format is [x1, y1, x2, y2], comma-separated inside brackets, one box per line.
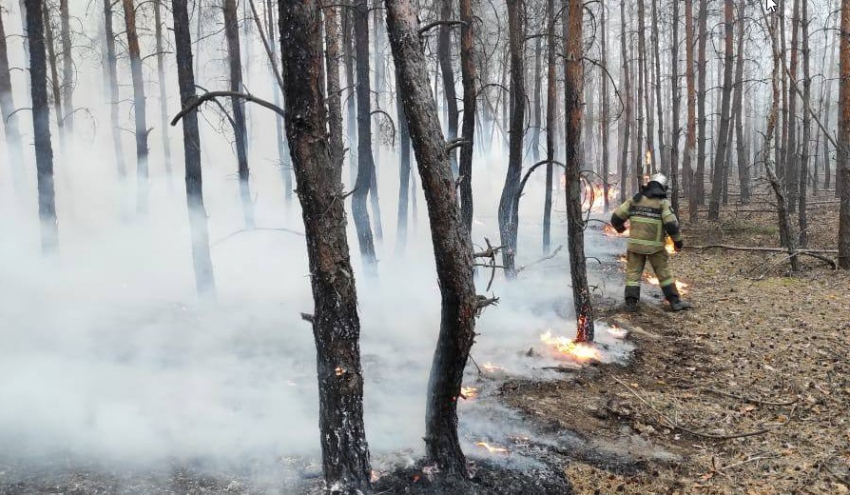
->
[0, 0, 632, 486]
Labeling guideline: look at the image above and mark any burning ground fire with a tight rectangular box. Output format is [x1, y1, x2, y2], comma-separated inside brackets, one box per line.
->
[644, 275, 690, 295]
[460, 386, 478, 400]
[539, 330, 601, 362]
[475, 442, 508, 454]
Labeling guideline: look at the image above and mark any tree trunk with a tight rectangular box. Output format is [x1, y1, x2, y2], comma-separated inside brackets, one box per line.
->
[564, 0, 595, 342]
[59, 0, 72, 133]
[438, 0, 459, 174]
[651, 0, 666, 175]
[600, 0, 610, 213]
[498, 0, 525, 278]
[838, 0, 850, 269]
[279, 2, 373, 491]
[265, 0, 292, 203]
[353, 0, 378, 274]
[786, 0, 801, 214]
[685, 0, 697, 222]
[733, 0, 749, 204]
[103, 0, 126, 178]
[824, 12, 838, 191]
[695, 0, 708, 207]
[636, 0, 647, 183]
[459, 0, 476, 232]
[669, 0, 681, 212]
[43, 4, 64, 150]
[708, 0, 734, 221]
[384, 0, 481, 476]
[369, 0, 384, 243]
[344, 7, 357, 185]
[171, 0, 216, 295]
[25, 0, 58, 252]
[396, 73, 411, 254]
[618, 0, 632, 203]
[799, 0, 810, 246]
[154, 0, 172, 178]
[543, 0, 558, 249]
[122, 0, 149, 214]
[223, 0, 255, 228]
[325, 4, 344, 170]
[0, 7, 25, 192]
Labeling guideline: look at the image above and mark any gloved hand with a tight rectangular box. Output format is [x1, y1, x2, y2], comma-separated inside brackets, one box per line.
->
[614, 224, 626, 234]
[674, 240, 684, 252]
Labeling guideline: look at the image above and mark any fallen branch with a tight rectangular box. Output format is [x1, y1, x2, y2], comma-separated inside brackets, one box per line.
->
[517, 245, 563, 273]
[702, 388, 798, 407]
[418, 20, 468, 36]
[688, 244, 838, 254]
[613, 377, 794, 441]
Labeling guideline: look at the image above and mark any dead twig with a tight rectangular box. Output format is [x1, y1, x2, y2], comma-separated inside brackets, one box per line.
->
[702, 388, 798, 407]
[517, 245, 563, 273]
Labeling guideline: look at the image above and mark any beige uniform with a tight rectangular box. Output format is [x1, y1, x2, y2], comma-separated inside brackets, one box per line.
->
[613, 196, 682, 289]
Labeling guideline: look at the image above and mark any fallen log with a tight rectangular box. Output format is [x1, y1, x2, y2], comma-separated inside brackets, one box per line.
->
[688, 244, 838, 254]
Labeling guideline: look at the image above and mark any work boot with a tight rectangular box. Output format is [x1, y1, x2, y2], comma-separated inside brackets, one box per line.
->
[624, 286, 640, 312]
[661, 283, 692, 312]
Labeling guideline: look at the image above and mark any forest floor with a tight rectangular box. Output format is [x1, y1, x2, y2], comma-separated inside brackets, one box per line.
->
[503, 195, 850, 495]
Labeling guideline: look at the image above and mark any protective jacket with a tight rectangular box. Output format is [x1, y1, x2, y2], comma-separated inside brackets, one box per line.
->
[610, 184, 682, 255]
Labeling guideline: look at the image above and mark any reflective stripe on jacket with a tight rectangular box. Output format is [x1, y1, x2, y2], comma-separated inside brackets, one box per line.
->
[613, 197, 682, 254]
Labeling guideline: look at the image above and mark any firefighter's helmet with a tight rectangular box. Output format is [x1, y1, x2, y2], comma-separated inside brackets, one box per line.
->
[648, 173, 669, 189]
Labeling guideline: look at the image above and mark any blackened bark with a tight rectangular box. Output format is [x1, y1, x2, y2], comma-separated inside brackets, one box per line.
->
[171, 0, 216, 295]
[532, 35, 542, 163]
[25, 0, 58, 252]
[0, 7, 25, 191]
[670, 0, 681, 212]
[103, 0, 126, 178]
[564, 0, 594, 342]
[619, 0, 631, 203]
[325, 4, 345, 170]
[385, 0, 481, 476]
[838, 0, 850, 269]
[43, 5, 63, 149]
[396, 73, 411, 254]
[696, 0, 708, 207]
[353, 0, 378, 274]
[279, 2, 372, 491]
[265, 0, 292, 202]
[733, 0, 749, 204]
[459, 0, 476, 232]
[59, 0, 72, 133]
[154, 0, 173, 177]
[708, 0, 734, 221]
[122, 0, 150, 214]
[498, 0, 525, 278]
[545, 0, 557, 244]
[344, 8, 357, 185]
[438, 0, 459, 174]
[223, 0, 255, 228]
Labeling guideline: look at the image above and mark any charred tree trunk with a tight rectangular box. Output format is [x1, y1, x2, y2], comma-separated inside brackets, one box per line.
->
[223, 0, 255, 228]
[543, 0, 558, 249]
[532, 35, 542, 163]
[122, 0, 149, 214]
[600, 0, 610, 213]
[695, 0, 708, 207]
[838, 0, 850, 269]
[670, 0, 681, 212]
[103, 0, 126, 178]
[0, 7, 25, 191]
[325, 4, 344, 170]
[564, 0, 594, 342]
[171, 0, 216, 295]
[459, 0, 476, 232]
[25, 0, 58, 252]
[59, 0, 72, 133]
[353, 0, 378, 274]
[43, 5, 64, 150]
[279, 2, 373, 491]
[733, 0, 749, 204]
[396, 73, 411, 254]
[498, 0, 525, 278]
[438, 0, 459, 175]
[708, 0, 734, 221]
[385, 0, 482, 476]
[651, 0, 666, 175]
[685, 0, 697, 222]
[344, 8, 357, 184]
[618, 0, 632, 203]
[154, 0, 173, 178]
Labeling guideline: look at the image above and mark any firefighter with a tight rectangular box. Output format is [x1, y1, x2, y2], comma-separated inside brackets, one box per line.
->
[610, 173, 692, 312]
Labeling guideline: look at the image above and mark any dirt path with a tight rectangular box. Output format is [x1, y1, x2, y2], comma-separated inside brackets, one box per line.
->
[503, 204, 850, 495]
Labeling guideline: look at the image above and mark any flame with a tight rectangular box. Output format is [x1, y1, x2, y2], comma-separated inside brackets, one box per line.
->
[607, 325, 628, 339]
[603, 224, 630, 237]
[334, 367, 345, 376]
[540, 330, 601, 362]
[643, 276, 689, 295]
[645, 276, 660, 285]
[475, 442, 508, 454]
[645, 150, 652, 166]
[665, 236, 676, 255]
[584, 183, 620, 213]
[481, 362, 504, 373]
[460, 386, 478, 400]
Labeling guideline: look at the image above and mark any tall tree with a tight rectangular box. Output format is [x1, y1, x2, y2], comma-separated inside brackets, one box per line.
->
[799, 0, 811, 246]
[122, 0, 150, 213]
[544, 0, 558, 246]
[708, 0, 735, 221]
[618, 0, 632, 203]
[636, 0, 647, 183]
[651, 0, 666, 175]
[786, 0, 801, 213]
[498, 0, 525, 278]
[733, 0, 750, 205]
[325, 4, 344, 170]
[154, 0, 173, 177]
[564, 0, 594, 342]
[352, 0, 378, 274]
[279, 1, 372, 491]
[696, 0, 708, 207]
[223, 0, 255, 228]
[385, 0, 486, 476]
[43, 4, 63, 149]
[103, 0, 126, 178]
[0, 5, 25, 191]
[670, 0, 681, 213]
[459, 0, 476, 232]
[395, 73, 412, 254]
[600, 0, 610, 212]
[685, 0, 697, 223]
[25, 0, 58, 252]
[438, 0, 459, 173]
[838, 0, 850, 269]
[59, 0, 72, 133]
[264, 0, 292, 202]
[170, 0, 216, 294]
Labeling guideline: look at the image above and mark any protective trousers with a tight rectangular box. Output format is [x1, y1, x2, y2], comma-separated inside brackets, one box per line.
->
[624, 250, 678, 301]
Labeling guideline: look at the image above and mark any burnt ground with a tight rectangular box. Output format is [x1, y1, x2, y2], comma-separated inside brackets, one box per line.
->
[502, 193, 850, 495]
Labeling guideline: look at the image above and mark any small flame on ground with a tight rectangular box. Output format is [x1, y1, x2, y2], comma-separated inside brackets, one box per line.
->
[475, 442, 508, 454]
[460, 386, 478, 400]
[607, 325, 628, 339]
[370, 471, 382, 483]
[540, 330, 601, 362]
[334, 367, 345, 376]
[643, 276, 689, 295]
[645, 150, 653, 166]
[482, 362, 504, 373]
